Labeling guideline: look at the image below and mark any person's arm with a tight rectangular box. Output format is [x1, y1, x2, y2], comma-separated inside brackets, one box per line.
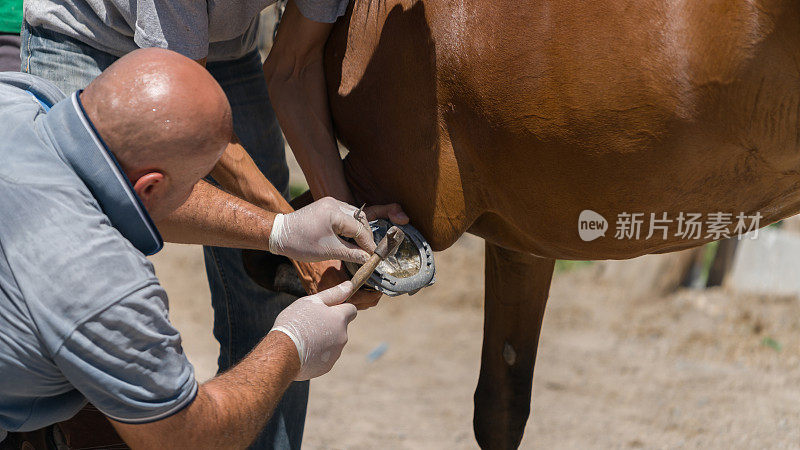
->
[187, 57, 292, 214]
[210, 135, 294, 214]
[261, 3, 409, 308]
[159, 183, 377, 264]
[188, 57, 359, 302]
[189, 54, 368, 303]
[110, 282, 357, 449]
[112, 331, 298, 449]
[160, 180, 388, 306]
[263, 0, 354, 204]
[157, 180, 276, 250]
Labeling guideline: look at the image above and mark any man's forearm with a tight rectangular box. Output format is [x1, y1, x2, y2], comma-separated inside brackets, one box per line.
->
[112, 331, 300, 449]
[189, 331, 300, 448]
[210, 138, 296, 213]
[196, 52, 293, 214]
[157, 180, 275, 251]
[263, 0, 354, 203]
[266, 60, 352, 202]
[158, 180, 342, 297]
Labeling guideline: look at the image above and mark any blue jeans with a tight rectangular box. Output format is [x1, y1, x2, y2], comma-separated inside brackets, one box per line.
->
[21, 23, 308, 450]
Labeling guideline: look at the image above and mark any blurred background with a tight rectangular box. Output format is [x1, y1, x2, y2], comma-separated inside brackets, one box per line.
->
[149, 4, 800, 448]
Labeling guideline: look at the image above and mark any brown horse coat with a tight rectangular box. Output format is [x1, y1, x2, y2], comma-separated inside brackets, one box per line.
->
[318, 0, 799, 447]
[327, 0, 800, 257]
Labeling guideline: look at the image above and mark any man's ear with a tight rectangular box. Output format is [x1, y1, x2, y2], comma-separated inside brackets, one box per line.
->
[132, 172, 165, 207]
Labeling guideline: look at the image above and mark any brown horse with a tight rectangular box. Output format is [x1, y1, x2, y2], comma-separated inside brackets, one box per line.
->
[306, 0, 800, 447]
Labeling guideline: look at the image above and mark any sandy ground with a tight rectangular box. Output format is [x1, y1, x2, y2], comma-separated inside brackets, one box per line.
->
[150, 233, 800, 449]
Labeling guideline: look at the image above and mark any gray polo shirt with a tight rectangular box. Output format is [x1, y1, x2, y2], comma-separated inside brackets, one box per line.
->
[24, 0, 350, 62]
[0, 72, 196, 440]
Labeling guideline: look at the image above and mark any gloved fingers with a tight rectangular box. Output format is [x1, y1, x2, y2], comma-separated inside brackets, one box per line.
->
[346, 307, 357, 324]
[331, 302, 358, 324]
[331, 211, 377, 254]
[316, 281, 355, 306]
[364, 203, 410, 224]
[335, 200, 366, 222]
[323, 237, 370, 264]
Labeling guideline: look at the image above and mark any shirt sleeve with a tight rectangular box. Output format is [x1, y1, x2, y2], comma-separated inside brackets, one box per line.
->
[53, 282, 198, 424]
[132, 0, 210, 60]
[294, 0, 350, 23]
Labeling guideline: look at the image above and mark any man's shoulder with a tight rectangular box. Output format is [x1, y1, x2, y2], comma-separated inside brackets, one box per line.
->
[0, 175, 158, 285]
[0, 176, 161, 348]
[0, 72, 66, 107]
[0, 74, 74, 187]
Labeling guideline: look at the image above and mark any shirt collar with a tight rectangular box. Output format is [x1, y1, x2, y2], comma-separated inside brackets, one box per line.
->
[41, 92, 164, 256]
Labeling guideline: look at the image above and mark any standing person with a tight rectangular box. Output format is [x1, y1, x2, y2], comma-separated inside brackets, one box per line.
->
[0, 0, 20, 71]
[22, 0, 408, 448]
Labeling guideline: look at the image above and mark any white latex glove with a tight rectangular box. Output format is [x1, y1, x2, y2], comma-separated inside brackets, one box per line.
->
[268, 197, 375, 263]
[270, 281, 358, 380]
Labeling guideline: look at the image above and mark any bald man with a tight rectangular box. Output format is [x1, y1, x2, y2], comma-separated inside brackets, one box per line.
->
[20, 3, 409, 445]
[0, 48, 383, 448]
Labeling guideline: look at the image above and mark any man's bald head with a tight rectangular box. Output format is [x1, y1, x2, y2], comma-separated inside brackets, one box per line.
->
[81, 48, 233, 220]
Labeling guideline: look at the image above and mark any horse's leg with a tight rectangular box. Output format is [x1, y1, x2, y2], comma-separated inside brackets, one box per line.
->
[474, 242, 555, 449]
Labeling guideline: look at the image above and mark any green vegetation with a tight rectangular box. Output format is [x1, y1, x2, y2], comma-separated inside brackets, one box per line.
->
[555, 260, 593, 272]
[761, 337, 782, 352]
[696, 241, 720, 286]
[289, 183, 309, 200]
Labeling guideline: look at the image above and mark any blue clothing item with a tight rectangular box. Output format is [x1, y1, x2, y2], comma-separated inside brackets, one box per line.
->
[0, 74, 196, 437]
[20, 23, 116, 91]
[21, 23, 309, 449]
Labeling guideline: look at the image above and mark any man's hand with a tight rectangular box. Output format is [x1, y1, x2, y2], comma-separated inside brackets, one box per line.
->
[269, 197, 376, 263]
[303, 259, 380, 310]
[290, 202, 410, 310]
[363, 203, 410, 225]
[271, 281, 357, 380]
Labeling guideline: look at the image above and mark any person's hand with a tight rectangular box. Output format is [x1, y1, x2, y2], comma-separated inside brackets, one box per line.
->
[363, 203, 409, 225]
[270, 281, 358, 380]
[312, 260, 383, 310]
[269, 197, 376, 263]
[289, 201, 410, 310]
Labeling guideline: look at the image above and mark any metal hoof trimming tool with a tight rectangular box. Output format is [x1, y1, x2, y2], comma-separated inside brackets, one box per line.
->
[346, 226, 406, 302]
[353, 203, 366, 221]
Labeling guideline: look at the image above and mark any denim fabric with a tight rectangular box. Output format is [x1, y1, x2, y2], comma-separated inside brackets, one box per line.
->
[20, 22, 308, 450]
[204, 50, 309, 450]
[20, 23, 116, 90]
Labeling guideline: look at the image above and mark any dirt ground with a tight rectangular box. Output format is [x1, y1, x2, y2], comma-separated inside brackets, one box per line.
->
[150, 233, 800, 449]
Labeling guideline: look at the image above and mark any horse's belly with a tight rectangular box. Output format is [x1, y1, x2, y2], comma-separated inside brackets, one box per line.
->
[327, 0, 800, 259]
[463, 126, 800, 260]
